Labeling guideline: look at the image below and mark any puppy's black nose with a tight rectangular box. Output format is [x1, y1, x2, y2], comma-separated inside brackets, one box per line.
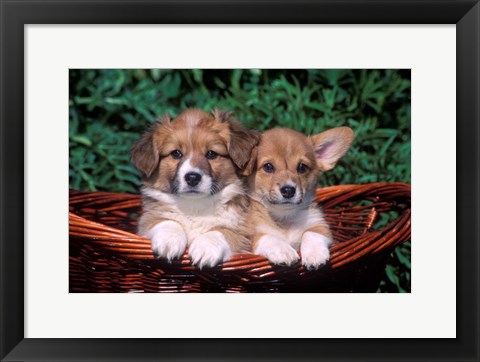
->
[280, 185, 296, 199]
[185, 172, 202, 187]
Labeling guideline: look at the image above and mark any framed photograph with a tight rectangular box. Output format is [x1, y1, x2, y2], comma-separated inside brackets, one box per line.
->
[1, 0, 478, 361]
[68, 68, 412, 295]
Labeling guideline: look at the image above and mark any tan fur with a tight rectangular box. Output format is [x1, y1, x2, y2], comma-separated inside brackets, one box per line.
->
[132, 109, 259, 264]
[247, 127, 354, 268]
[249, 201, 332, 250]
[249, 128, 320, 207]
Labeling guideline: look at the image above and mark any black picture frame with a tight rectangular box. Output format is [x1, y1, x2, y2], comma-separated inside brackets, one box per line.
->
[1, 1, 478, 361]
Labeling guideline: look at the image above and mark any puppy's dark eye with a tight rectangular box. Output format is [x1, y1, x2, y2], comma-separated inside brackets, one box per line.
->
[297, 163, 309, 174]
[263, 163, 275, 173]
[171, 150, 183, 159]
[206, 150, 217, 160]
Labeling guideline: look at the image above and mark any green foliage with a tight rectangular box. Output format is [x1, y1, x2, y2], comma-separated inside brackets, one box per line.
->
[378, 241, 411, 293]
[69, 69, 411, 292]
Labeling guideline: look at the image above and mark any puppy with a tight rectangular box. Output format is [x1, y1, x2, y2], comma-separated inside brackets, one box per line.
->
[131, 109, 259, 268]
[247, 127, 354, 269]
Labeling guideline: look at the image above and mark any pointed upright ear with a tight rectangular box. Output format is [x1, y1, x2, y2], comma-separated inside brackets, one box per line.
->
[213, 109, 261, 171]
[309, 127, 354, 171]
[131, 129, 159, 178]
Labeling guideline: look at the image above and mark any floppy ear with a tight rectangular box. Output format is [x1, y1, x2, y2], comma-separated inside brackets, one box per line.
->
[131, 114, 171, 177]
[239, 146, 258, 176]
[213, 108, 260, 171]
[309, 127, 354, 171]
[228, 122, 260, 170]
[131, 130, 159, 178]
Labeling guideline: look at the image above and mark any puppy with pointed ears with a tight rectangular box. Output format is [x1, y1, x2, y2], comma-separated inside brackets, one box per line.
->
[131, 109, 259, 269]
[246, 127, 354, 269]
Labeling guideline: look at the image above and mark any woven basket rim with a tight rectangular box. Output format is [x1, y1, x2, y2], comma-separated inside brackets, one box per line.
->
[69, 182, 411, 274]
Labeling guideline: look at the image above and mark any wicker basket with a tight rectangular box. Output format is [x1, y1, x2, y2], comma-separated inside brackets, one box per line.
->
[69, 182, 411, 293]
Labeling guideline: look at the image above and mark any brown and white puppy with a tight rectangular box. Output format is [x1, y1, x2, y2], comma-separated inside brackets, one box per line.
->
[131, 109, 259, 268]
[247, 127, 354, 269]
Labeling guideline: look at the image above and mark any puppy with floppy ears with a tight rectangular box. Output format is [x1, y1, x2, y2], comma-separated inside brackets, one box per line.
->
[131, 109, 259, 268]
[246, 127, 354, 269]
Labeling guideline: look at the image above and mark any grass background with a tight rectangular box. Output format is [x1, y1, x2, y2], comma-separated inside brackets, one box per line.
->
[69, 69, 411, 292]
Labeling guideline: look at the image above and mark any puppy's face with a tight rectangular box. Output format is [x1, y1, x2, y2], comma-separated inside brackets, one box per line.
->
[249, 127, 354, 212]
[132, 109, 259, 199]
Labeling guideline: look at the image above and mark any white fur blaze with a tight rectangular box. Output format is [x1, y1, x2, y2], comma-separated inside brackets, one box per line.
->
[300, 231, 332, 270]
[146, 221, 188, 261]
[255, 234, 299, 266]
[177, 158, 212, 195]
[189, 231, 232, 269]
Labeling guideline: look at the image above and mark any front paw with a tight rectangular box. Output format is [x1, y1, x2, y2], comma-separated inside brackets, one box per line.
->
[146, 221, 188, 261]
[255, 235, 299, 266]
[300, 231, 332, 270]
[189, 231, 232, 269]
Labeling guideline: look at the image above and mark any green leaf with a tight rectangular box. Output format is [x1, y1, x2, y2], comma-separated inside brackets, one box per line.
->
[71, 135, 92, 147]
[395, 248, 411, 268]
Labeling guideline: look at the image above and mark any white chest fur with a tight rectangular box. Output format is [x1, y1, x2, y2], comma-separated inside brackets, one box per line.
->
[143, 183, 242, 242]
[257, 206, 325, 250]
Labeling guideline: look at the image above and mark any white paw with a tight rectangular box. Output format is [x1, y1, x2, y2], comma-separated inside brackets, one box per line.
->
[189, 231, 232, 269]
[255, 234, 299, 266]
[146, 221, 188, 261]
[300, 231, 332, 270]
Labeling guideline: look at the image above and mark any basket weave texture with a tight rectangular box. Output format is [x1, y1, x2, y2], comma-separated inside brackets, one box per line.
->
[69, 182, 411, 293]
